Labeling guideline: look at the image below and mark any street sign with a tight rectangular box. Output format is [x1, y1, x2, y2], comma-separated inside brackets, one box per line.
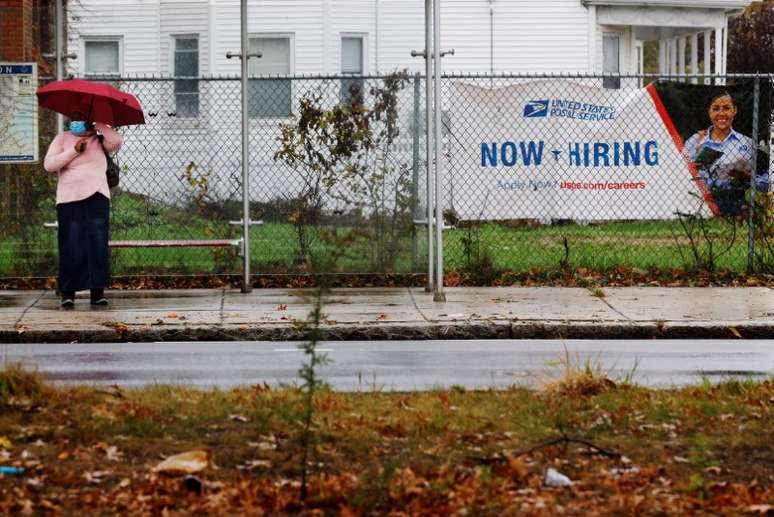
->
[0, 63, 39, 163]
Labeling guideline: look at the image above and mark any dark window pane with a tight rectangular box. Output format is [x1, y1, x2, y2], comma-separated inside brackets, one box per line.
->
[174, 37, 199, 117]
[248, 79, 292, 118]
[175, 92, 199, 118]
[340, 77, 364, 105]
[174, 51, 198, 78]
[175, 38, 198, 51]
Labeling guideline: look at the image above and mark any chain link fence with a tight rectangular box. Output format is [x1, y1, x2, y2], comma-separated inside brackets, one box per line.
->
[1, 72, 771, 280]
[440, 74, 772, 277]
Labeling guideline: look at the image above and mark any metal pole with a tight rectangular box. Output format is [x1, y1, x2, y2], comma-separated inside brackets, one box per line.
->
[55, 0, 64, 133]
[424, 0, 434, 292]
[432, 0, 445, 302]
[240, 0, 252, 293]
[746, 75, 760, 274]
[411, 73, 421, 272]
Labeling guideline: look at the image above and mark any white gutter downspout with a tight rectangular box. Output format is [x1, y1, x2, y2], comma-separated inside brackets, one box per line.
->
[489, 0, 495, 76]
[587, 5, 597, 73]
[375, 0, 380, 73]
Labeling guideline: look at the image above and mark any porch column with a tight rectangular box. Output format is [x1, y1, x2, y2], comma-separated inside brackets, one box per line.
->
[703, 31, 711, 84]
[670, 37, 678, 75]
[722, 15, 729, 75]
[678, 36, 686, 80]
[690, 33, 698, 84]
[658, 40, 667, 74]
[714, 26, 723, 77]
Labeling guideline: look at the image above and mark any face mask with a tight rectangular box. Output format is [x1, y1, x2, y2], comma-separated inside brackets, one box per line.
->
[69, 121, 88, 135]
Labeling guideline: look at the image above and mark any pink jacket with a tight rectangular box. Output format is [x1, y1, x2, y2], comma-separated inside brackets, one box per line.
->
[43, 122, 123, 205]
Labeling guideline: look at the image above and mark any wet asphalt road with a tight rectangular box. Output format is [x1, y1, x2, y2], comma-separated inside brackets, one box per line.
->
[2, 339, 772, 391]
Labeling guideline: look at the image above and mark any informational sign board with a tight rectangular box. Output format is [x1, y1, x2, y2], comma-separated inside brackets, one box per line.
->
[446, 80, 712, 221]
[0, 63, 38, 163]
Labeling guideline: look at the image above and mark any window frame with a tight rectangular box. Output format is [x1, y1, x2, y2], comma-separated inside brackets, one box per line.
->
[340, 33, 367, 104]
[171, 33, 200, 119]
[247, 33, 295, 120]
[602, 31, 622, 89]
[81, 36, 123, 78]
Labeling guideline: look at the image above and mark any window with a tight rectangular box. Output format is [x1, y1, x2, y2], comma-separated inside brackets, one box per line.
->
[84, 39, 120, 76]
[341, 36, 364, 104]
[173, 36, 199, 117]
[602, 33, 621, 89]
[248, 36, 292, 119]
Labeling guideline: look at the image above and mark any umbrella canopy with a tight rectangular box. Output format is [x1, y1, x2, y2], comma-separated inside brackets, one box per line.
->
[36, 79, 145, 127]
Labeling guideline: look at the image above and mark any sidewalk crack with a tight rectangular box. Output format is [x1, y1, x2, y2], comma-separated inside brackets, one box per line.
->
[407, 287, 432, 323]
[218, 288, 226, 326]
[14, 289, 48, 330]
[595, 293, 633, 322]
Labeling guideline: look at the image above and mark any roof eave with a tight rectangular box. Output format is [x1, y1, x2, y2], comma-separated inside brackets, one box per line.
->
[582, 0, 755, 9]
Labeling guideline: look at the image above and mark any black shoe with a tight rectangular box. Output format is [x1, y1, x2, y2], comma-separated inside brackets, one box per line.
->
[90, 288, 109, 306]
[60, 293, 75, 309]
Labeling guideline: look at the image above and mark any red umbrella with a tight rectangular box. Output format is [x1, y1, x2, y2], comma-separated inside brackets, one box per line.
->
[36, 79, 145, 126]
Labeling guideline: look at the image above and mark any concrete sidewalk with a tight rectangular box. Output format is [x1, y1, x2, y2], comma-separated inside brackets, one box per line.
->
[1, 287, 773, 343]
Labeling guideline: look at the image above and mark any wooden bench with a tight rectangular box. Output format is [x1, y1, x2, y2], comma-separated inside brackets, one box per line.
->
[43, 221, 262, 255]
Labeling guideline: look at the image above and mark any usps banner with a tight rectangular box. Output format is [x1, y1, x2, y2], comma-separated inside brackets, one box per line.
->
[446, 80, 708, 221]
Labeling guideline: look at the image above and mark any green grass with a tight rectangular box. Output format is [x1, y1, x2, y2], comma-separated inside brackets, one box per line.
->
[1, 363, 772, 514]
[0, 191, 758, 277]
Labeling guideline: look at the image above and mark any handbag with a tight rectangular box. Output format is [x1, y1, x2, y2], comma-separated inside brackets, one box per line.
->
[98, 134, 120, 188]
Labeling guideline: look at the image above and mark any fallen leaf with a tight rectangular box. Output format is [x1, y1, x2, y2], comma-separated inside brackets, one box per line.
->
[745, 505, 773, 514]
[229, 414, 248, 423]
[728, 326, 742, 338]
[0, 436, 11, 449]
[507, 455, 529, 480]
[277, 304, 288, 311]
[83, 471, 111, 484]
[153, 450, 210, 474]
[237, 459, 272, 470]
[377, 314, 388, 321]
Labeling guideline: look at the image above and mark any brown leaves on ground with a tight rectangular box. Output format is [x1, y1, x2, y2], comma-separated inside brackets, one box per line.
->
[1, 269, 771, 291]
[0, 373, 771, 514]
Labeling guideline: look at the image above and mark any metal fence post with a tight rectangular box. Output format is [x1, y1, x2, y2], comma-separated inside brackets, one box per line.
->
[411, 73, 421, 271]
[746, 74, 760, 274]
[240, 0, 251, 293]
[424, 0, 435, 293]
[55, 0, 64, 133]
[432, 0, 446, 302]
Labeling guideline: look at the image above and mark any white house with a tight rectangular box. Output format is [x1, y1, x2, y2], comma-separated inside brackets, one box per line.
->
[63, 0, 756, 209]
[68, 0, 753, 80]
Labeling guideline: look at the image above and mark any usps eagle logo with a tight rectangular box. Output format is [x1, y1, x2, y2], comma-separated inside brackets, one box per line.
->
[523, 100, 549, 118]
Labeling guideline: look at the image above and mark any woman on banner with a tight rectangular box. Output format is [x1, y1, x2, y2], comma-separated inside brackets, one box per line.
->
[43, 100, 123, 308]
[683, 92, 766, 216]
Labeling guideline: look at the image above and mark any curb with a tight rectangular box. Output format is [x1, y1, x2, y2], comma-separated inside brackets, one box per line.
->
[2, 321, 772, 343]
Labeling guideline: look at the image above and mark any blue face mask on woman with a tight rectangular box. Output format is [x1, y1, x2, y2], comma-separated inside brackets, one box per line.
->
[69, 120, 88, 135]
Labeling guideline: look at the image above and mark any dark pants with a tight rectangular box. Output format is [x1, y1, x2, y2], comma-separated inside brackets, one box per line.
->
[57, 192, 110, 292]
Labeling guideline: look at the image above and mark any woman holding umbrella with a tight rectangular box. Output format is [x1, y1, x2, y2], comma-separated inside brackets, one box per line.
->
[38, 79, 144, 308]
[43, 98, 122, 307]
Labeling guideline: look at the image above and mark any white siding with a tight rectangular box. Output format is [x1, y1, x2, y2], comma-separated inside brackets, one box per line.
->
[378, 0, 426, 74]
[212, 0, 325, 76]
[70, 0, 595, 76]
[160, 1, 210, 75]
[330, 0, 375, 74]
[68, 0, 161, 76]
[377, 0, 592, 75]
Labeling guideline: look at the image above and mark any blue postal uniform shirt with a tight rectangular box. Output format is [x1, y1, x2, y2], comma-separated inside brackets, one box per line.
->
[683, 127, 754, 188]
